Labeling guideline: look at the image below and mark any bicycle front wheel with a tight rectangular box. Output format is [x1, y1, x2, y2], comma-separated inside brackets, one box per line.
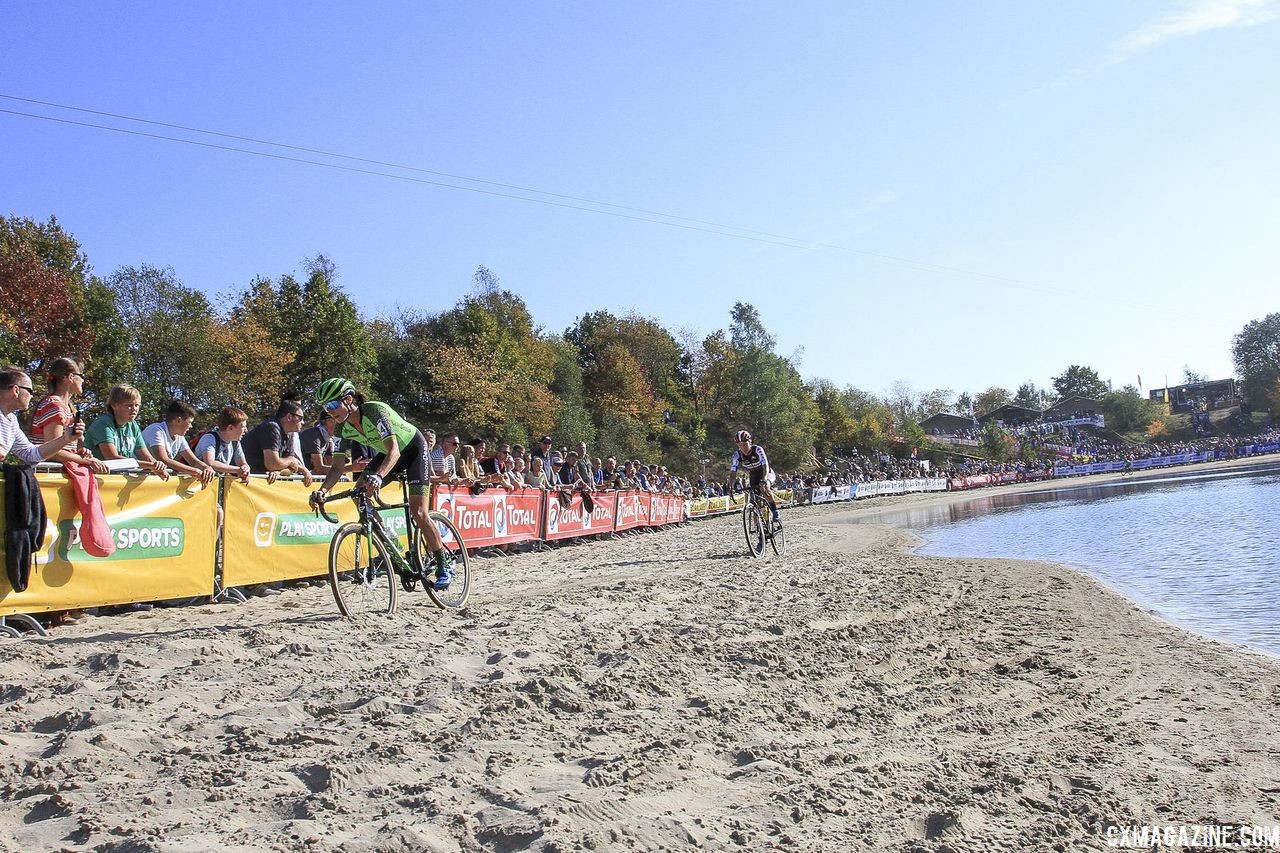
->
[328, 522, 397, 618]
[425, 512, 471, 610]
[769, 517, 786, 557]
[744, 503, 766, 558]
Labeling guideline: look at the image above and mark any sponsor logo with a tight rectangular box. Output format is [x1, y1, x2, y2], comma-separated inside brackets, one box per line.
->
[254, 512, 276, 547]
[494, 495, 508, 537]
[58, 518, 185, 561]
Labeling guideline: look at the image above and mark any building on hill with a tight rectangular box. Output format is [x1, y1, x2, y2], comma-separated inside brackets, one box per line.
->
[920, 412, 977, 435]
[1043, 396, 1104, 428]
[978, 404, 1042, 430]
[1148, 379, 1238, 414]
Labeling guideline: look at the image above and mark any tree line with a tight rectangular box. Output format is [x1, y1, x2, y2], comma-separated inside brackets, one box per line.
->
[3, 215, 1278, 473]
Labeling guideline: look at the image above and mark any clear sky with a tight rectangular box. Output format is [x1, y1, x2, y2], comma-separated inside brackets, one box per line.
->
[3, 1, 1277, 401]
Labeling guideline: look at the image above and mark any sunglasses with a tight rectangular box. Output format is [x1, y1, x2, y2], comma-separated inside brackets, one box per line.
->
[9, 384, 34, 394]
[323, 399, 345, 412]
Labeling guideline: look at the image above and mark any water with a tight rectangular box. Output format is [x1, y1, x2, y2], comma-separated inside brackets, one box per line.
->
[862, 464, 1280, 656]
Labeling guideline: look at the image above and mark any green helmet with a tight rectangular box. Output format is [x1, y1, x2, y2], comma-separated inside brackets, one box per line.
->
[315, 377, 355, 405]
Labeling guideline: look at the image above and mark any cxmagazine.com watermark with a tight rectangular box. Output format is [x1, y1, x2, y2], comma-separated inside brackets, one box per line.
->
[1105, 824, 1280, 848]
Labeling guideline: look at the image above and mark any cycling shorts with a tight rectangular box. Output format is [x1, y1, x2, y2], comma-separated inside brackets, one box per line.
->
[369, 430, 429, 496]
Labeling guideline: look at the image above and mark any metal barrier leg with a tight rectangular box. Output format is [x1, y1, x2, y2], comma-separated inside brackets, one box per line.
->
[0, 614, 49, 638]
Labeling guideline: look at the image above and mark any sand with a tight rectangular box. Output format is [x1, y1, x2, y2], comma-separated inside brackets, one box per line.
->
[3, 471, 1280, 852]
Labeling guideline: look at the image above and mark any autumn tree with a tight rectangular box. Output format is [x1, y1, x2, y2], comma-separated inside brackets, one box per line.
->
[0, 216, 128, 392]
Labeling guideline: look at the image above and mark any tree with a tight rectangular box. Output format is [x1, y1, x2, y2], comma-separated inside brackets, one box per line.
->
[811, 380, 857, 459]
[1182, 366, 1208, 384]
[1012, 381, 1049, 410]
[917, 387, 955, 418]
[0, 215, 130, 391]
[1051, 365, 1108, 400]
[974, 386, 1011, 416]
[980, 420, 1016, 462]
[1100, 385, 1158, 434]
[1232, 313, 1280, 411]
[0, 239, 86, 367]
[233, 256, 375, 399]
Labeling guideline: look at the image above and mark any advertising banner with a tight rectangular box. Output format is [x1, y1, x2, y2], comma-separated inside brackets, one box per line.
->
[221, 477, 409, 587]
[432, 487, 543, 548]
[614, 490, 650, 532]
[543, 491, 615, 540]
[1, 472, 218, 615]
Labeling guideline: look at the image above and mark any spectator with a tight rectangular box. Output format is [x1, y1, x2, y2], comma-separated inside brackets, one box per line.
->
[526, 455, 549, 489]
[84, 384, 169, 478]
[510, 456, 527, 487]
[458, 443, 480, 484]
[575, 442, 593, 484]
[194, 406, 251, 482]
[429, 432, 460, 486]
[300, 411, 369, 477]
[534, 435, 555, 471]
[241, 399, 312, 485]
[27, 357, 108, 473]
[599, 456, 618, 488]
[1, 366, 88, 464]
[143, 399, 215, 485]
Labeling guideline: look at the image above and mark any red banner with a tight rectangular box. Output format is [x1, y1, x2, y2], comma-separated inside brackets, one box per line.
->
[543, 491, 616, 540]
[432, 487, 543, 548]
[647, 493, 682, 527]
[614, 490, 650, 532]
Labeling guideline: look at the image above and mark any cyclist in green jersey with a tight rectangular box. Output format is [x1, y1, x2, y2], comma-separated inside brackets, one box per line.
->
[309, 378, 455, 589]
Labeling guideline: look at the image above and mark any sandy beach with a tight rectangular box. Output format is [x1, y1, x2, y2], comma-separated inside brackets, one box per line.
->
[4, 467, 1280, 852]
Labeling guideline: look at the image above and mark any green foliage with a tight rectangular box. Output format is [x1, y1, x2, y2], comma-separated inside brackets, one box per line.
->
[974, 386, 1011, 416]
[1051, 364, 1108, 400]
[233, 256, 376, 400]
[1232, 313, 1280, 411]
[1012, 381, 1048, 410]
[1100, 385, 1158, 434]
[980, 420, 1015, 461]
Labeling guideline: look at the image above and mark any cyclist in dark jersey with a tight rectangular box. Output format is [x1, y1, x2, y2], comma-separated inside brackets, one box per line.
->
[727, 429, 781, 524]
[309, 378, 454, 589]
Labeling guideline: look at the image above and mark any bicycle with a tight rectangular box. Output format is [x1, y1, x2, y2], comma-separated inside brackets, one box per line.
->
[741, 484, 785, 559]
[313, 475, 470, 617]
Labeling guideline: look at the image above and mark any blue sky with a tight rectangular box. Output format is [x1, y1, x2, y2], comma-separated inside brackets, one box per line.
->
[3, 1, 1277, 401]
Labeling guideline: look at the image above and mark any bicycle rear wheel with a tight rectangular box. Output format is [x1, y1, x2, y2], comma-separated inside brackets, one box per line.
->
[743, 503, 766, 558]
[328, 522, 397, 618]
[424, 512, 471, 610]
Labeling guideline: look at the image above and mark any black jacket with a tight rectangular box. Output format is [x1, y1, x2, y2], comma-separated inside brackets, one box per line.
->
[3, 464, 47, 593]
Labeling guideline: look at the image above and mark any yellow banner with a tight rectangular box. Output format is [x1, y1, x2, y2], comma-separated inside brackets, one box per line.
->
[221, 478, 409, 587]
[0, 472, 218, 615]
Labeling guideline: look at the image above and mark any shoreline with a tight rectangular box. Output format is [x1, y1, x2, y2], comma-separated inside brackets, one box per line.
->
[799, 451, 1280, 663]
[2, 462, 1279, 849]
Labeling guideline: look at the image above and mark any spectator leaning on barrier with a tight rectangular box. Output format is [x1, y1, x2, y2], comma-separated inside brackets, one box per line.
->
[27, 357, 108, 473]
[458, 443, 480, 483]
[526, 455, 548, 489]
[241, 399, 313, 485]
[143, 399, 215, 486]
[1, 366, 89, 464]
[510, 456, 527, 487]
[429, 432, 460, 487]
[300, 411, 369, 478]
[194, 406, 251, 482]
[84, 384, 169, 479]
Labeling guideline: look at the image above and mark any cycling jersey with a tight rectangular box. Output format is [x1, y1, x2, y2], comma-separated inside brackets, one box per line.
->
[730, 444, 769, 473]
[336, 401, 418, 455]
[336, 401, 428, 496]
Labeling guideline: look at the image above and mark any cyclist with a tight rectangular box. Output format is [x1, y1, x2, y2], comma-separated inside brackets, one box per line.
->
[309, 378, 454, 589]
[727, 429, 781, 525]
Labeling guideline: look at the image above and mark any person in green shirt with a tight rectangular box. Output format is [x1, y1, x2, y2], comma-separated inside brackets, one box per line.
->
[84, 384, 169, 479]
[309, 378, 454, 589]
